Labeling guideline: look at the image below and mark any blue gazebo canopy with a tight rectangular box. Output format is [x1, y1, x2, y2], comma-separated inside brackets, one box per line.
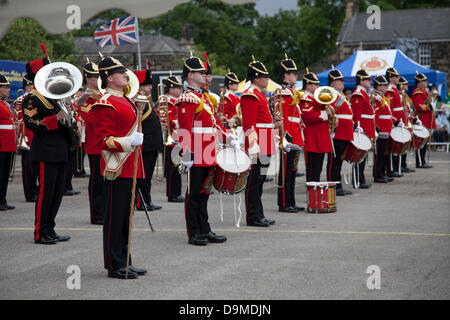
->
[317, 49, 447, 97]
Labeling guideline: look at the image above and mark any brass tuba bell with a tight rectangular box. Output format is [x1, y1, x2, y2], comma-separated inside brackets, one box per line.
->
[98, 69, 140, 99]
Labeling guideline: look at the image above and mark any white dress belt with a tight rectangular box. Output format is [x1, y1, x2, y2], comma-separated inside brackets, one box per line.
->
[361, 114, 375, 119]
[288, 117, 301, 123]
[336, 114, 353, 120]
[192, 127, 215, 134]
[379, 115, 392, 120]
[393, 107, 404, 112]
[0, 124, 14, 130]
[256, 123, 274, 128]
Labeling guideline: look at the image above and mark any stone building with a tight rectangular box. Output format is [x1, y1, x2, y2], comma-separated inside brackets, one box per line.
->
[310, 1, 450, 88]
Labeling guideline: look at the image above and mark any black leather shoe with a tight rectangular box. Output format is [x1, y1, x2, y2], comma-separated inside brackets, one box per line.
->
[0, 203, 15, 210]
[296, 172, 305, 177]
[35, 235, 58, 244]
[108, 268, 138, 279]
[359, 183, 372, 189]
[294, 205, 305, 211]
[343, 189, 352, 195]
[417, 164, 433, 169]
[91, 220, 104, 225]
[168, 196, 185, 203]
[336, 188, 346, 196]
[49, 232, 70, 242]
[383, 176, 394, 182]
[264, 176, 274, 182]
[64, 189, 81, 196]
[203, 232, 227, 243]
[28, 195, 38, 202]
[402, 167, 415, 173]
[388, 172, 403, 178]
[129, 265, 147, 276]
[374, 177, 388, 183]
[247, 219, 270, 227]
[279, 206, 297, 213]
[262, 217, 276, 225]
[74, 172, 90, 178]
[149, 203, 162, 210]
[188, 234, 208, 246]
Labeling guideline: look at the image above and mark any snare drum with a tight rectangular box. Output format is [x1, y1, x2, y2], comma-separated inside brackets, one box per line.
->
[411, 125, 430, 150]
[389, 126, 412, 155]
[342, 131, 372, 164]
[213, 147, 251, 195]
[306, 182, 337, 214]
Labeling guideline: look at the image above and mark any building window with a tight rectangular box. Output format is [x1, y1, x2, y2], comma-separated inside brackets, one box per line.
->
[419, 44, 431, 68]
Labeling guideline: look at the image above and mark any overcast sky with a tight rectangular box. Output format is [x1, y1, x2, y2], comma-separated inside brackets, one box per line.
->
[254, 0, 299, 16]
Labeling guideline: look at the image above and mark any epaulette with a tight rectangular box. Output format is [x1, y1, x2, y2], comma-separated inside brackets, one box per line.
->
[278, 88, 292, 96]
[412, 88, 424, 96]
[300, 91, 314, 102]
[176, 93, 200, 105]
[241, 88, 259, 101]
[352, 88, 364, 97]
[92, 93, 115, 110]
[28, 89, 55, 110]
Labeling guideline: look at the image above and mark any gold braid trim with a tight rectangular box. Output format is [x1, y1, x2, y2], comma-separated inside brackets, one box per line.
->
[30, 89, 54, 110]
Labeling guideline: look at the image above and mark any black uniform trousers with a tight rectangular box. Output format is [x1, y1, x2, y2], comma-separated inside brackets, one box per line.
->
[327, 139, 349, 189]
[184, 166, 214, 238]
[88, 154, 104, 223]
[103, 178, 133, 271]
[64, 149, 75, 192]
[0, 152, 14, 206]
[165, 146, 181, 199]
[305, 151, 326, 182]
[21, 150, 39, 202]
[373, 138, 389, 179]
[353, 158, 368, 187]
[34, 161, 66, 241]
[277, 150, 298, 208]
[416, 142, 429, 166]
[137, 150, 158, 208]
[245, 157, 271, 223]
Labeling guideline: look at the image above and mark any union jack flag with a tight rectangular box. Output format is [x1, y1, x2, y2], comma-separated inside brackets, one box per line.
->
[94, 15, 138, 48]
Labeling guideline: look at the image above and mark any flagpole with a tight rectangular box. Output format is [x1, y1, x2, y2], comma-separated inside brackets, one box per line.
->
[135, 16, 142, 70]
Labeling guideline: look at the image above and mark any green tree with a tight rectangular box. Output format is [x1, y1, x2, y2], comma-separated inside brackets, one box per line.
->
[0, 18, 80, 64]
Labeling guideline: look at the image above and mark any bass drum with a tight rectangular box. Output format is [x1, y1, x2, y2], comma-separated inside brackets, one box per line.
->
[389, 126, 412, 155]
[213, 147, 251, 195]
[342, 131, 372, 164]
[411, 125, 429, 150]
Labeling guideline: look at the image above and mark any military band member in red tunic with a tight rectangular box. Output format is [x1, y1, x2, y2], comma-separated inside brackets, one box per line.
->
[163, 73, 184, 203]
[385, 67, 404, 177]
[75, 59, 104, 224]
[92, 56, 147, 279]
[326, 68, 354, 196]
[177, 56, 232, 245]
[412, 73, 435, 169]
[22, 57, 71, 244]
[0, 75, 15, 211]
[299, 69, 333, 182]
[222, 69, 241, 128]
[397, 76, 415, 173]
[373, 75, 395, 183]
[14, 75, 38, 202]
[241, 57, 276, 227]
[276, 55, 304, 212]
[350, 69, 373, 189]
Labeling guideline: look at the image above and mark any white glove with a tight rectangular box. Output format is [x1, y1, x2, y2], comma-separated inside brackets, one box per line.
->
[397, 121, 405, 128]
[319, 110, 328, 121]
[355, 126, 364, 133]
[230, 138, 241, 150]
[182, 160, 193, 170]
[416, 119, 423, 126]
[284, 146, 291, 153]
[130, 131, 143, 147]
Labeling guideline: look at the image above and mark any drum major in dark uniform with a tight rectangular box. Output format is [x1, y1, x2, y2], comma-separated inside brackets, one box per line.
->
[22, 57, 72, 244]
